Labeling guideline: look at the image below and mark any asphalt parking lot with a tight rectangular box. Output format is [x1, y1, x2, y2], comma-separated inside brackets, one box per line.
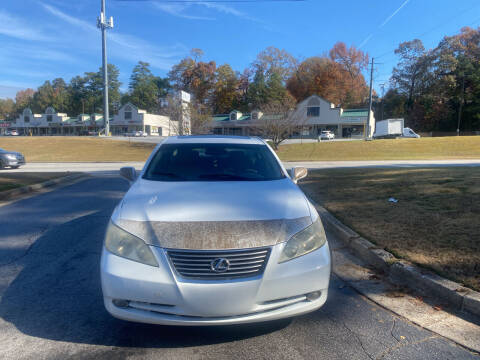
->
[0, 176, 478, 359]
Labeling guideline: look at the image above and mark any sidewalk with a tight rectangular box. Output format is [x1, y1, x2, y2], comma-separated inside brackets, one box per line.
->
[5, 159, 480, 175]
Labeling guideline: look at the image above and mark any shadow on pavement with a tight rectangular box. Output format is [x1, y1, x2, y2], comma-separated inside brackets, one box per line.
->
[0, 177, 302, 348]
[0, 175, 388, 350]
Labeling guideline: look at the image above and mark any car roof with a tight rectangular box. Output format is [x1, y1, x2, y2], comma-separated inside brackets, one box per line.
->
[163, 135, 266, 145]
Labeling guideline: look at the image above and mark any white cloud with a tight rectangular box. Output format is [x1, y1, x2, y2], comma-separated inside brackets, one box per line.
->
[41, 2, 188, 70]
[152, 3, 214, 20]
[0, 10, 52, 41]
[42, 3, 97, 32]
[380, 0, 411, 28]
[152, 0, 262, 23]
[358, 0, 411, 48]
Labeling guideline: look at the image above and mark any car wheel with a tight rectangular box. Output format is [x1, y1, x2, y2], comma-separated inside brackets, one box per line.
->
[11, 166, 20, 169]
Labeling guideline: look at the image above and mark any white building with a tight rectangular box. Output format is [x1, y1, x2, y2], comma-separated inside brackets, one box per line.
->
[210, 95, 375, 139]
[13, 107, 69, 135]
[111, 103, 178, 136]
[12, 104, 179, 136]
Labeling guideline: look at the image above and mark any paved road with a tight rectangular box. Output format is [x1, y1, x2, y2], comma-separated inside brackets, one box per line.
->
[0, 177, 477, 359]
[3, 159, 480, 176]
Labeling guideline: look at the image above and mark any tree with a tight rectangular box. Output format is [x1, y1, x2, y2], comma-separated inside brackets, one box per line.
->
[252, 46, 297, 83]
[0, 98, 15, 119]
[127, 61, 159, 112]
[66, 64, 121, 116]
[287, 56, 368, 106]
[15, 89, 35, 113]
[329, 42, 369, 105]
[380, 89, 407, 119]
[168, 49, 216, 106]
[246, 69, 268, 109]
[246, 47, 297, 108]
[32, 81, 55, 113]
[329, 42, 369, 81]
[257, 94, 306, 149]
[391, 40, 433, 118]
[213, 64, 239, 113]
[67, 75, 89, 115]
[154, 77, 172, 99]
[51, 78, 70, 112]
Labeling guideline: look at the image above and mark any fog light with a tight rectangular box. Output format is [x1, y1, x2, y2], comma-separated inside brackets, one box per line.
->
[306, 291, 321, 301]
[112, 299, 130, 308]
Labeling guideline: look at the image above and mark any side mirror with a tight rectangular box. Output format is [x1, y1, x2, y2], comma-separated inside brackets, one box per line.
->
[291, 167, 308, 183]
[120, 167, 137, 183]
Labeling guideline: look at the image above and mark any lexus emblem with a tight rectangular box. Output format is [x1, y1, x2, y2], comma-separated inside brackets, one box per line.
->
[210, 258, 230, 273]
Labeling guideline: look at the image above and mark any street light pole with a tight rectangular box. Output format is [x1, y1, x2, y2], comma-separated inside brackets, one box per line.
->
[97, 0, 113, 136]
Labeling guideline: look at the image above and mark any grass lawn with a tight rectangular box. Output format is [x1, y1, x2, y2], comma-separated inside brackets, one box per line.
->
[299, 167, 480, 292]
[1, 136, 480, 163]
[0, 137, 155, 162]
[277, 136, 480, 161]
[0, 172, 72, 192]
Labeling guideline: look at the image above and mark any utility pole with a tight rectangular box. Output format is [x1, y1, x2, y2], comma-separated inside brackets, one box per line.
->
[366, 57, 374, 140]
[97, 0, 113, 136]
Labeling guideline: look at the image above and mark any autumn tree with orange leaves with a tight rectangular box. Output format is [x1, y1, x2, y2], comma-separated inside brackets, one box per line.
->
[287, 42, 369, 107]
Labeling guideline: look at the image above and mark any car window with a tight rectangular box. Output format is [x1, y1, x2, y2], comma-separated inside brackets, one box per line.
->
[143, 143, 285, 182]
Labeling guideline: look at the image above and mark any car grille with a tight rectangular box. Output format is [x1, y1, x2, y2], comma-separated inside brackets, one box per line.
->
[166, 247, 271, 280]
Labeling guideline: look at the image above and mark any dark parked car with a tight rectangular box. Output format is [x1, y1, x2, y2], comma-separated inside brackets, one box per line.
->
[0, 148, 26, 169]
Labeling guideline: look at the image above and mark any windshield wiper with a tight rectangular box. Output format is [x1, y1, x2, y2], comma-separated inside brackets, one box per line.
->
[197, 173, 258, 181]
[151, 172, 184, 180]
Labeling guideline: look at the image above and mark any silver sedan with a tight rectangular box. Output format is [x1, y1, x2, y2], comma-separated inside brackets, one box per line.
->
[0, 148, 26, 169]
[101, 135, 331, 325]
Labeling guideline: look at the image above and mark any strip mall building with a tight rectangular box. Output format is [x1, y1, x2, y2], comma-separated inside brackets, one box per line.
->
[211, 95, 375, 139]
[10, 103, 178, 136]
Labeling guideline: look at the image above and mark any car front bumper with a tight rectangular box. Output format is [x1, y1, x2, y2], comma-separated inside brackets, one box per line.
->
[101, 242, 331, 326]
[2, 158, 25, 167]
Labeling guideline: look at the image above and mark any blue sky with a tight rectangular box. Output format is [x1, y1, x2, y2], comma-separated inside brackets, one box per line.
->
[1, 0, 480, 99]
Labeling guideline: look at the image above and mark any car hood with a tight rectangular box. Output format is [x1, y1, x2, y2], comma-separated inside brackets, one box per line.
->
[114, 178, 312, 249]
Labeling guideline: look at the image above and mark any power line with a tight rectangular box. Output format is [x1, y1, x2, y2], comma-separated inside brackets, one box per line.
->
[115, 0, 305, 2]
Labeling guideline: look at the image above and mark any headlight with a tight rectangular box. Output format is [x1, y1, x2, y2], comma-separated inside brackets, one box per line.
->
[105, 221, 159, 267]
[278, 218, 327, 263]
[5, 154, 16, 160]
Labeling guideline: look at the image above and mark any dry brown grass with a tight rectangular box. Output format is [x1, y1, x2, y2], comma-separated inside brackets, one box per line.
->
[0, 137, 155, 162]
[2, 136, 480, 163]
[0, 172, 71, 192]
[299, 167, 480, 291]
[277, 136, 480, 161]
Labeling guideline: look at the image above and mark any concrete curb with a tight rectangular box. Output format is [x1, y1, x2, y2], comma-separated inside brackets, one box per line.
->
[313, 200, 480, 317]
[0, 173, 88, 201]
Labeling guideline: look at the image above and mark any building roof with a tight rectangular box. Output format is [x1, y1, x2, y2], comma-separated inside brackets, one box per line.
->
[213, 114, 252, 122]
[341, 109, 369, 117]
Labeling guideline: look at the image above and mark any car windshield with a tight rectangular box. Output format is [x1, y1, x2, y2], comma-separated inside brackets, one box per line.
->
[143, 143, 285, 182]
